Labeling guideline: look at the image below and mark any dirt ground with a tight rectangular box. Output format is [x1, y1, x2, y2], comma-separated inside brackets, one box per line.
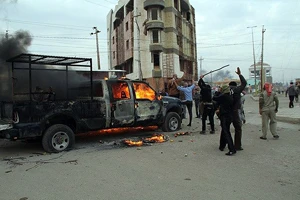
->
[1, 96, 300, 200]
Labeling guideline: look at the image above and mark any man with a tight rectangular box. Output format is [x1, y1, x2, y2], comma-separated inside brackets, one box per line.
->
[259, 82, 279, 140]
[167, 73, 185, 98]
[286, 82, 297, 108]
[174, 81, 195, 126]
[193, 86, 201, 118]
[213, 84, 236, 156]
[198, 75, 215, 134]
[228, 67, 247, 151]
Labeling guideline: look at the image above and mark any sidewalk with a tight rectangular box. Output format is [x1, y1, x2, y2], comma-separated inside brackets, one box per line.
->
[250, 94, 300, 124]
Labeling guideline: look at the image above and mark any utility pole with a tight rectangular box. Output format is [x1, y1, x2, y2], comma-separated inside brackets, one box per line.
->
[134, 8, 143, 81]
[247, 26, 257, 92]
[91, 27, 101, 70]
[199, 57, 204, 76]
[260, 25, 266, 90]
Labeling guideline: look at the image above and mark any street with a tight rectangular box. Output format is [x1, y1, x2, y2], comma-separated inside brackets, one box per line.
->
[0, 95, 300, 200]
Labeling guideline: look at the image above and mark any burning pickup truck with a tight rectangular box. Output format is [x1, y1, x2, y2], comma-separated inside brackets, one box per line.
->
[0, 54, 183, 153]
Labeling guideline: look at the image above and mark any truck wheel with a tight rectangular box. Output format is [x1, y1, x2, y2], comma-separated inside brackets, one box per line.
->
[42, 124, 75, 153]
[162, 112, 181, 132]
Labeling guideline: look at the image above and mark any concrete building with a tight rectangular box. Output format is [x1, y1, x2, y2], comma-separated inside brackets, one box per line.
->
[249, 62, 272, 84]
[107, 0, 197, 91]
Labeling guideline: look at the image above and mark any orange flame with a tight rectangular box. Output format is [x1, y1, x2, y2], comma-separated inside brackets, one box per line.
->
[143, 134, 166, 143]
[123, 140, 143, 147]
[174, 132, 190, 137]
[112, 82, 131, 99]
[133, 83, 156, 101]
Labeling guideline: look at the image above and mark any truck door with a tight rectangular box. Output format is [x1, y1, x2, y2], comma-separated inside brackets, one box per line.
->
[133, 82, 162, 124]
[109, 81, 135, 127]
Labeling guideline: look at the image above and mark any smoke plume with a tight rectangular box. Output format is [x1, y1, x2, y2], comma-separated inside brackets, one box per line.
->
[0, 30, 32, 101]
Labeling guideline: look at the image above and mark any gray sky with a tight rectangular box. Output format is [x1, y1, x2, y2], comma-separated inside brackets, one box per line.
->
[0, 0, 299, 83]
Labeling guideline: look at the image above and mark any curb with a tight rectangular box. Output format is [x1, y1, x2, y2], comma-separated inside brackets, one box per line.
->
[277, 116, 300, 124]
[251, 95, 300, 124]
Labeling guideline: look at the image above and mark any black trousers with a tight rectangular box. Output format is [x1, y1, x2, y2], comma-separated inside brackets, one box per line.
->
[219, 115, 235, 152]
[202, 104, 214, 131]
[232, 109, 242, 149]
[194, 100, 200, 117]
[289, 95, 295, 108]
[184, 101, 193, 125]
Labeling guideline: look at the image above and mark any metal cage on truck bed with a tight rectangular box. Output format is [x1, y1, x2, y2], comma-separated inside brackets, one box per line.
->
[6, 53, 94, 102]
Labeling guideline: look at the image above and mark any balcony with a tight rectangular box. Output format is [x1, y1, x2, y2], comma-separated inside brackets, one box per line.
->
[149, 43, 163, 52]
[145, 20, 164, 30]
[144, 0, 165, 10]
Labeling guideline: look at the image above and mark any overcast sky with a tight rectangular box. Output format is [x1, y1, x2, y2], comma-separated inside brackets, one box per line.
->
[0, 0, 299, 83]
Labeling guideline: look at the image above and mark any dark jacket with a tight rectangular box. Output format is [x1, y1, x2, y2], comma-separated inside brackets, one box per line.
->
[286, 85, 297, 96]
[198, 78, 212, 102]
[213, 93, 233, 117]
[230, 74, 247, 110]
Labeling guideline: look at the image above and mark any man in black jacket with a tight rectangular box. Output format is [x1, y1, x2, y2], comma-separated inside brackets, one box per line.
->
[228, 67, 247, 151]
[213, 84, 236, 156]
[198, 75, 215, 134]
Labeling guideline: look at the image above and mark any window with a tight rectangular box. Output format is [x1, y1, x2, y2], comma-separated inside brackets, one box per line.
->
[174, 0, 178, 10]
[126, 22, 128, 31]
[126, 40, 129, 49]
[112, 82, 131, 99]
[153, 53, 160, 67]
[112, 36, 115, 44]
[151, 8, 158, 20]
[186, 12, 191, 22]
[133, 82, 156, 101]
[152, 30, 159, 43]
[113, 51, 115, 59]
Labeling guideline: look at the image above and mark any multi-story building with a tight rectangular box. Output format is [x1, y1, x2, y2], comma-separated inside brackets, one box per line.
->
[248, 62, 272, 89]
[107, 0, 197, 91]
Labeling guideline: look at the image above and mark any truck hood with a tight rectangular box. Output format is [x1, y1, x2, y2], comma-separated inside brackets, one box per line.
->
[161, 96, 182, 104]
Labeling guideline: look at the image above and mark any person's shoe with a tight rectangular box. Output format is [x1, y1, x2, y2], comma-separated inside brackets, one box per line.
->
[273, 135, 279, 139]
[243, 120, 246, 124]
[210, 130, 215, 134]
[236, 147, 244, 151]
[200, 130, 206, 134]
[187, 124, 191, 126]
[225, 151, 236, 156]
[260, 136, 267, 140]
[219, 147, 224, 151]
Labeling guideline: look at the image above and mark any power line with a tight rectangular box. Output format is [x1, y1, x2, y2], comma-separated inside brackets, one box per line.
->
[83, 0, 112, 9]
[0, 18, 91, 31]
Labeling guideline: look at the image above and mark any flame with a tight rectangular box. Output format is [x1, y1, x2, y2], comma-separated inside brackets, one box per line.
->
[174, 132, 190, 137]
[123, 133, 167, 147]
[143, 134, 166, 143]
[123, 140, 143, 147]
[112, 82, 131, 99]
[78, 126, 158, 137]
[133, 83, 156, 101]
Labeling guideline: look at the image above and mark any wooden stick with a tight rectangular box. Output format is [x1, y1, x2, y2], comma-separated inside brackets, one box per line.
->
[203, 64, 230, 76]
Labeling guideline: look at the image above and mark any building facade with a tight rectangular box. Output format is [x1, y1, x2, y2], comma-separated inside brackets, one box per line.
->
[107, 0, 197, 91]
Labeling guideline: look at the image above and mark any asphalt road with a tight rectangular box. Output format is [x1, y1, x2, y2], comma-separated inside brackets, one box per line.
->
[0, 95, 300, 200]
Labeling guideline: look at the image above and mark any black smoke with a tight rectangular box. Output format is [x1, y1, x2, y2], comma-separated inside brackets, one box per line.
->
[0, 30, 92, 102]
[0, 30, 32, 101]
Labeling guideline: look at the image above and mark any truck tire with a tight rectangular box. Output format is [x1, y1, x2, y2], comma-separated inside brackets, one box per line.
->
[161, 112, 181, 132]
[42, 124, 75, 153]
